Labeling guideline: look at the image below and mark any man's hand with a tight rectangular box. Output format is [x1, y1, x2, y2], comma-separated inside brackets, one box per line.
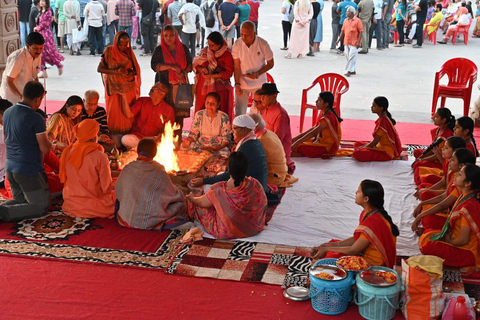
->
[235, 83, 243, 95]
[191, 178, 204, 187]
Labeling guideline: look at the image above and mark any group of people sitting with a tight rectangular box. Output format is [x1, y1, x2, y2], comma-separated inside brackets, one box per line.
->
[1, 23, 480, 273]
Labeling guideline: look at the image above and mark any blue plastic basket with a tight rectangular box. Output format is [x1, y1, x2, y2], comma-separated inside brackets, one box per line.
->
[309, 258, 355, 315]
[354, 266, 404, 320]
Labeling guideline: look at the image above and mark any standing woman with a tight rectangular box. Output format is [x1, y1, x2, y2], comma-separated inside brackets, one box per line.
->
[151, 25, 193, 132]
[192, 31, 234, 122]
[280, 0, 294, 50]
[313, 0, 324, 51]
[394, 0, 407, 46]
[34, 0, 65, 77]
[285, 0, 313, 58]
[97, 31, 141, 136]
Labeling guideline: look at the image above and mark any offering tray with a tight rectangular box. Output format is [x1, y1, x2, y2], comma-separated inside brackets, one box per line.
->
[359, 267, 398, 287]
[283, 286, 310, 301]
[309, 264, 347, 281]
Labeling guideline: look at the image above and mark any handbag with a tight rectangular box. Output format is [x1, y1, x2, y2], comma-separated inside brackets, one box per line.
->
[141, 1, 158, 24]
[72, 28, 87, 43]
[173, 83, 194, 111]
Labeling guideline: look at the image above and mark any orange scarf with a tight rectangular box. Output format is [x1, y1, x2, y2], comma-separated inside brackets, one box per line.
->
[59, 120, 104, 183]
[160, 28, 187, 84]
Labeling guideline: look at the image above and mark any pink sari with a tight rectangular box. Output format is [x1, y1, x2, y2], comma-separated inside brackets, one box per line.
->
[187, 177, 268, 239]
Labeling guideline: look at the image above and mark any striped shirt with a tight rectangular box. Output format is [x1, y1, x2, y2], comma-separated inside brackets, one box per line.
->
[81, 106, 110, 136]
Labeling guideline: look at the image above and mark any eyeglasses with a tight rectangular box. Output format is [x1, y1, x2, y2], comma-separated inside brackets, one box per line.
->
[253, 100, 262, 103]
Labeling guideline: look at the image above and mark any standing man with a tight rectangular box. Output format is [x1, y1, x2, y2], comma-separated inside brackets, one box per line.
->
[256, 83, 295, 174]
[369, 0, 383, 49]
[357, 0, 374, 54]
[85, 0, 105, 56]
[55, 0, 68, 53]
[178, 0, 206, 57]
[29, 0, 41, 40]
[246, 0, 260, 33]
[330, 0, 340, 51]
[115, 0, 136, 37]
[236, 0, 251, 39]
[64, 0, 82, 55]
[382, 0, 395, 48]
[18, 0, 32, 47]
[106, 0, 120, 46]
[0, 32, 44, 104]
[413, 0, 428, 48]
[232, 21, 274, 116]
[168, 0, 185, 38]
[162, 0, 174, 26]
[201, 0, 219, 45]
[0, 81, 51, 222]
[139, 0, 158, 56]
[218, 0, 239, 49]
[336, 0, 357, 54]
[335, 6, 362, 77]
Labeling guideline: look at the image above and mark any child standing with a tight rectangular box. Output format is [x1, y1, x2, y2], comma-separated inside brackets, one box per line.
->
[311, 180, 399, 268]
[291, 91, 342, 158]
[352, 96, 402, 161]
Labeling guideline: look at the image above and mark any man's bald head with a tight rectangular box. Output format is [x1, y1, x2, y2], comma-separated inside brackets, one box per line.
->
[249, 113, 266, 132]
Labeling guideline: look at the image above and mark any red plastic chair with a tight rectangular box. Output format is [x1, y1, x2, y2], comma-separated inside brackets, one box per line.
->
[247, 73, 274, 108]
[431, 58, 477, 117]
[452, 19, 473, 45]
[299, 73, 349, 132]
[423, 21, 440, 45]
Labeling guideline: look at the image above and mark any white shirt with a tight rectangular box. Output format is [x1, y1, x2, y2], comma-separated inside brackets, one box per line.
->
[232, 36, 274, 90]
[84, 0, 105, 27]
[373, 0, 382, 19]
[0, 47, 41, 105]
[178, 2, 205, 34]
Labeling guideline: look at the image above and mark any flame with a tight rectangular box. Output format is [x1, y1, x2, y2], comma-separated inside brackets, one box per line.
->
[153, 122, 180, 172]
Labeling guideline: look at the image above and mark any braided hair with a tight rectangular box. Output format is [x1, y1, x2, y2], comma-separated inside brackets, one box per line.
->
[319, 91, 343, 123]
[228, 152, 249, 187]
[456, 116, 478, 157]
[373, 96, 396, 126]
[360, 180, 400, 237]
[436, 108, 455, 131]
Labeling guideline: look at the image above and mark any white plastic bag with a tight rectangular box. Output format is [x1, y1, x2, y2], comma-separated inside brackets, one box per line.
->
[72, 28, 86, 43]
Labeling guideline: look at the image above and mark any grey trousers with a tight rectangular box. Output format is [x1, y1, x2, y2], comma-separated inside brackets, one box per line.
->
[382, 14, 392, 47]
[0, 172, 50, 221]
[360, 19, 371, 51]
[330, 23, 339, 49]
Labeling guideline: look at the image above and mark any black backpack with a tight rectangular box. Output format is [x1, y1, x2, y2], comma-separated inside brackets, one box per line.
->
[204, 1, 217, 28]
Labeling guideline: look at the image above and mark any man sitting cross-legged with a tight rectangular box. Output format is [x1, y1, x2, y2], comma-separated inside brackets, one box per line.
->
[121, 82, 175, 149]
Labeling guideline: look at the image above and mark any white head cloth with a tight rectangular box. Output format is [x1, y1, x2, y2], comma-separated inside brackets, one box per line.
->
[233, 114, 257, 130]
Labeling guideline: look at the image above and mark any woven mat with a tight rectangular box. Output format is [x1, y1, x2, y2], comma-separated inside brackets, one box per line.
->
[0, 199, 186, 269]
[166, 238, 312, 287]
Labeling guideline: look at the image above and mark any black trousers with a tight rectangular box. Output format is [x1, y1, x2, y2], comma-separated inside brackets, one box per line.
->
[282, 20, 292, 48]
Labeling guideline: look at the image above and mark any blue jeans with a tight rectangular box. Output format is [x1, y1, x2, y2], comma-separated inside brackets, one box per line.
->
[382, 14, 392, 47]
[369, 19, 383, 48]
[108, 20, 119, 46]
[88, 25, 104, 55]
[19, 21, 30, 47]
[119, 25, 132, 38]
[416, 17, 426, 46]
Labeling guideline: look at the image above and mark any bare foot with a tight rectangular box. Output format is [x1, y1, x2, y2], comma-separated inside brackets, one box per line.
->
[58, 67, 63, 76]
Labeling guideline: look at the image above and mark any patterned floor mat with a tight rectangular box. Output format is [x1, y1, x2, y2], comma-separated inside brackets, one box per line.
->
[166, 238, 312, 287]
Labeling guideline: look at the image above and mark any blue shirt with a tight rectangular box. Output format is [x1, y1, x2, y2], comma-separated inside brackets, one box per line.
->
[3, 102, 46, 176]
[396, 3, 406, 21]
[219, 2, 239, 26]
[337, 0, 358, 25]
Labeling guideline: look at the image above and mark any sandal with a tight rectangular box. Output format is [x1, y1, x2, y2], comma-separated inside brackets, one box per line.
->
[280, 47, 288, 50]
[284, 54, 292, 59]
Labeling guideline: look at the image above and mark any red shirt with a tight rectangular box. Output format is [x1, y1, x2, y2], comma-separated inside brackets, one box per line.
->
[130, 97, 175, 139]
[247, 0, 259, 21]
[260, 102, 294, 167]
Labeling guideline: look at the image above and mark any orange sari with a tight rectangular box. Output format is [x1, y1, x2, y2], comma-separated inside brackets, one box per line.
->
[102, 31, 141, 134]
[296, 111, 342, 157]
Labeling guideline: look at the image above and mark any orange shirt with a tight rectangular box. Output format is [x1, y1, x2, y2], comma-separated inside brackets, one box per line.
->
[341, 16, 363, 46]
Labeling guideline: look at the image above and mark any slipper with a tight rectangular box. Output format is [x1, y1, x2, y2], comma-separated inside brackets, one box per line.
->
[394, 44, 403, 47]
[59, 50, 64, 53]
[284, 54, 291, 59]
[280, 47, 288, 50]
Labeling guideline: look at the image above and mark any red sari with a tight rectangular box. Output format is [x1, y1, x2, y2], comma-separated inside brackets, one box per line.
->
[296, 111, 342, 158]
[193, 43, 234, 122]
[420, 193, 480, 268]
[354, 209, 397, 268]
[102, 31, 141, 134]
[352, 115, 402, 162]
[187, 177, 268, 239]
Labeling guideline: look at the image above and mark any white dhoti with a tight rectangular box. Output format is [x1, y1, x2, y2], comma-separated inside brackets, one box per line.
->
[345, 44, 358, 72]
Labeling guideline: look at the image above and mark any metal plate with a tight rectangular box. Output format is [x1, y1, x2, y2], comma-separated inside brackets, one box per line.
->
[309, 264, 347, 281]
[283, 286, 310, 301]
[360, 268, 398, 287]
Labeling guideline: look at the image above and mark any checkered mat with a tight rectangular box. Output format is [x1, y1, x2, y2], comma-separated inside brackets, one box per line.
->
[166, 238, 312, 287]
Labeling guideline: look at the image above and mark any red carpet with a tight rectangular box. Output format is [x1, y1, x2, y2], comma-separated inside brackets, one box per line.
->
[43, 100, 472, 146]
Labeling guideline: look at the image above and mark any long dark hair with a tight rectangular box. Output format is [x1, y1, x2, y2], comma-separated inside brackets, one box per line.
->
[374, 96, 396, 125]
[229, 152, 248, 187]
[463, 164, 480, 202]
[319, 91, 343, 123]
[41, 0, 50, 11]
[436, 108, 455, 131]
[55, 95, 83, 124]
[456, 116, 478, 157]
[360, 180, 399, 237]
[446, 136, 466, 151]
[453, 148, 476, 166]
